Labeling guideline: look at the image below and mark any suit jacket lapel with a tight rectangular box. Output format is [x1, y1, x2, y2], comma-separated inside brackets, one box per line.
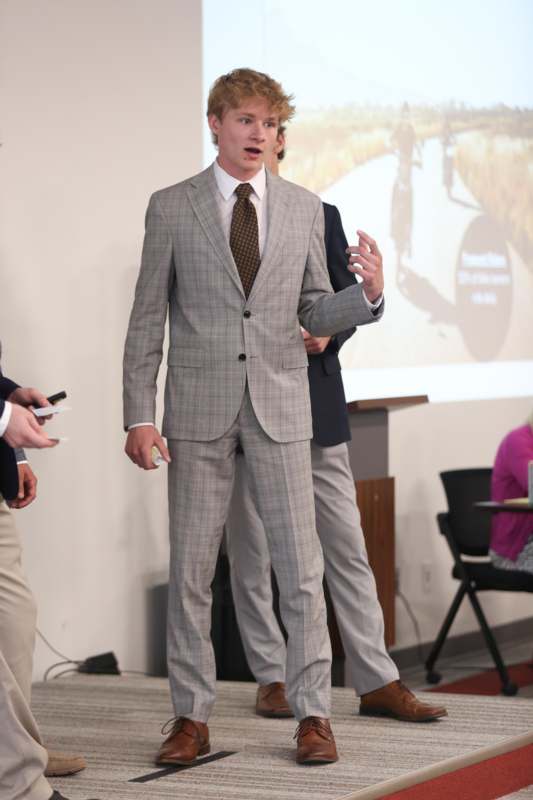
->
[248, 171, 288, 303]
[186, 165, 245, 297]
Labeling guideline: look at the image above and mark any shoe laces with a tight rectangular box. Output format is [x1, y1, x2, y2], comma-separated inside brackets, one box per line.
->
[160, 716, 184, 736]
[161, 716, 205, 741]
[261, 681, 284, 698]
[294, 716, 331, 740]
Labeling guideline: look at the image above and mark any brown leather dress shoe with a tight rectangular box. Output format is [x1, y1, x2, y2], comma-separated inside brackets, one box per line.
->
[256, 682, 294, 718]
[45, 750, 87, 777]
[359, 680, 448, 722]
[155, 717, 210, 765]
[295, 717, 338, 764]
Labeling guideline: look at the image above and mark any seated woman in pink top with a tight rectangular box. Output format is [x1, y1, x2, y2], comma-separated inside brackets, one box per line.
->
[490, 412, 533, 574]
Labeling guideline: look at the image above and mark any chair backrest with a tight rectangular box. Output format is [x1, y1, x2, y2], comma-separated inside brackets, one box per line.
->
[440, 468, 493, 556]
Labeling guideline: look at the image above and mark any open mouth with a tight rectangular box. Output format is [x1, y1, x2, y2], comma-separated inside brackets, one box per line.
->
[244, 147, 262, 155]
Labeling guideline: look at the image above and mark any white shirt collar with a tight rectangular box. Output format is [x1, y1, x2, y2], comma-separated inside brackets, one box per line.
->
[213, 159, 266, 201]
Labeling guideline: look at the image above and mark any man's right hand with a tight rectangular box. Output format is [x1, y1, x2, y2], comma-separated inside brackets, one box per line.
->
[125, 425, 171, 470]
[7, 463, 38, 509]
[3, 404, 58, 449]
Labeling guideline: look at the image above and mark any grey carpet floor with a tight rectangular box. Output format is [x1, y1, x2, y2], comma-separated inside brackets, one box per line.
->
[32, 676, 533, 800]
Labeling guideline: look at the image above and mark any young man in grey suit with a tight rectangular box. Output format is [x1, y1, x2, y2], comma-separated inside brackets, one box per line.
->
[226, 132, 447, 724]
[123, 68, 384, 765]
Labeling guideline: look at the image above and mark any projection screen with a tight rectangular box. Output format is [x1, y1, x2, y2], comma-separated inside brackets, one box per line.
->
[203, 0, 533, 403]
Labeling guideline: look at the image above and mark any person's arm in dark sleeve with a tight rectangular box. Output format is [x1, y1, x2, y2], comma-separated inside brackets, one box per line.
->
[0, 376, 20, 403]
[0, 368, 20, 435]
[323, 203, 357, 353]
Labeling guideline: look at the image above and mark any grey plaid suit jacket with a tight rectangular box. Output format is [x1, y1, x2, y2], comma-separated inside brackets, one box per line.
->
[123, 165, 383, 443]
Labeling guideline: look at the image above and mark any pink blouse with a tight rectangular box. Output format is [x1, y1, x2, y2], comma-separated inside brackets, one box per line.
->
[490, 424, 533, 561]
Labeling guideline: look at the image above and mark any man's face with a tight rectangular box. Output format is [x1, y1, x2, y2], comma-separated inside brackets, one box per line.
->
[209, 97, 279, 180]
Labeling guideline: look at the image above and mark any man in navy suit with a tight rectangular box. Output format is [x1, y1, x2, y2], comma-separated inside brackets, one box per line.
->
[225, 131, 448, 724]
[0, 359, 56, 501]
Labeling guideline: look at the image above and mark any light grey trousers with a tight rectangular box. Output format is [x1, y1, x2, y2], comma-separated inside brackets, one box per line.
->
[166, 390, 331, 723]
[226, 442, 399, 696]
[0, 501, 50, 800]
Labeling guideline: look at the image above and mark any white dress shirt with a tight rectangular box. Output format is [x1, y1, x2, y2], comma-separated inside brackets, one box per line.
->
[0, 402, 12, 437]
[213, 159, 267, 255]
[212, 159, 381, 309]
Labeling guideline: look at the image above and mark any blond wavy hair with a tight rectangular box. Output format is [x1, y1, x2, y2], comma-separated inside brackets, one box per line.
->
[207, 68, 295, 145]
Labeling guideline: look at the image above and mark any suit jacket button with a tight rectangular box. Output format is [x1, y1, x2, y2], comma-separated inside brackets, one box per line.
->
[243, 310, 251, 318]
[238, 353, 246, 361]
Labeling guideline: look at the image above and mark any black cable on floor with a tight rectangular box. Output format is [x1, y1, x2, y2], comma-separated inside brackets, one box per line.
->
[36, 627, 74, 662]
[44, 660, 81, 681]
[37, 627, 154, 679]
[52, 667, 80, 679]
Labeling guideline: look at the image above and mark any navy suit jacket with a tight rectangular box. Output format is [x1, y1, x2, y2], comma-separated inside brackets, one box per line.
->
[0, 367, 20, 501]
[308, 203, 356, 447]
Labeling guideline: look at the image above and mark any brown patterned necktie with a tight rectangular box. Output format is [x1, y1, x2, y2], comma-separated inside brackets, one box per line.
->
[230, 183, 260, 298]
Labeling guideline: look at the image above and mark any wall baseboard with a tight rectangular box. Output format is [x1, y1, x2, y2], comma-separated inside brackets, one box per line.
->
[388, 615, 533, 672]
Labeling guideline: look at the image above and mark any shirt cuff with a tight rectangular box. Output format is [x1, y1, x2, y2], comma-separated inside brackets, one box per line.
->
[0, 402, 13, 437]
[128, 422, 155, 430]
[362, 291, 384, 311]
[15, 446, 27, 463]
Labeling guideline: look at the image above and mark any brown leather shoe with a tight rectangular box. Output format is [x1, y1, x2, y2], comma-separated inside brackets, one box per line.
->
[359, 680, 448, 722]
[155, 717, 210, 765]
[256, 682, 294, 718]
[295, 717, 338, 764]
[45, 750, 87, 777]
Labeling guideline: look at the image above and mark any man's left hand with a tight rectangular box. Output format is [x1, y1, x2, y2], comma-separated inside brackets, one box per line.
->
[7, 463, 37, 509]
[346, 230, 384, 303]
[302, 329, 331, 355]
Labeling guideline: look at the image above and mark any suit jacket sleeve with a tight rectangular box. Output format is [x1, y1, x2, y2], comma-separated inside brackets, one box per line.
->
[298, 199, 383, 337]
[323, 203, 357, 354]
[0, 362, 20, 500]
[0, 369, 26, 461]
[123, 193, 175, 428]
[0, 371, 20, 419]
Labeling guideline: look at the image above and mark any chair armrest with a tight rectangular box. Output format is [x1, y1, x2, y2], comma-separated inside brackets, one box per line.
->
[437, 512, 450, 537]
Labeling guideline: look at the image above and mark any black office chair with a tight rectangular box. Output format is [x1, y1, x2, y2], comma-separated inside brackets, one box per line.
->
[425, 468, 533, 696]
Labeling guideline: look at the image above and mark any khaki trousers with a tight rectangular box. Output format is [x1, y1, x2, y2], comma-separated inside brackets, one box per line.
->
[226, 442, 399, 696]
[0, 501, 50, 800]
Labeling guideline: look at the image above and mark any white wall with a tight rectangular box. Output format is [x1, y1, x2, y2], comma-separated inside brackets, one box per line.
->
[0, 0, 203, 679]
[1, 2, 530, 682]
